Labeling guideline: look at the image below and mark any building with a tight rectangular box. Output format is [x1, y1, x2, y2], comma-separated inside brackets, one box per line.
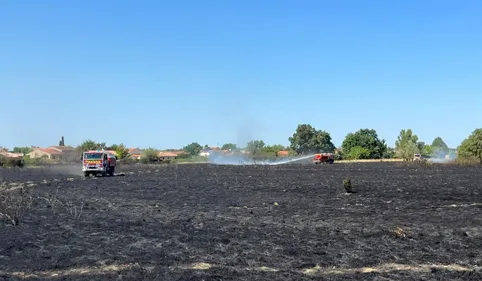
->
[277, 150, 290, 157]
[128, 148, 143, 160]
[27, 148, 63, 159]
[158, 151, 178, 161]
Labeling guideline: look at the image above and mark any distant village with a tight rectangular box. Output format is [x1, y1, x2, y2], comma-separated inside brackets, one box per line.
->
[0, 144, 291, 163]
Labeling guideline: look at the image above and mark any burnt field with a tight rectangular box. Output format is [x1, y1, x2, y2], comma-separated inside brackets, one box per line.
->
[1, 162, 482, 281]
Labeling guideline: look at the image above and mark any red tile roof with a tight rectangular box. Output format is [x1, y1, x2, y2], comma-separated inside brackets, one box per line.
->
[158, 151, 177, 157]
[38, 148, 63, 155]
[48, 146, 75, 152]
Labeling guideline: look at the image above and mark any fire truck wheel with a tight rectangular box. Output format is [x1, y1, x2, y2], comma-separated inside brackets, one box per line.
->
[83, 172, 90, 177]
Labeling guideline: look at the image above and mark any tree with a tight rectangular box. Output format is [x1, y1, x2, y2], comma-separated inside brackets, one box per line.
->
[183, 142, 203, 156]
[79, 140, 105, 152]
[346, 146, 371, 160]
[221, 143, 237, 151]
[141, 148, 159, 163]
[262, 144, 286, 154]
[289, 124, 336, 155]
[457, 129, 482, 164]
[422, 144, 433, 157]
[246, 140, 265, 155]
[431, 137, 449, 157]
[12, 146, 32, 155]
[110, 143, 129, 159]
[59, 136, 65, 146]
[395, 129, 420, 160]
[341, 129, 387, 159]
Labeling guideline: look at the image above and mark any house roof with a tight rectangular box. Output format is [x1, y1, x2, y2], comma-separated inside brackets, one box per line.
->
[277, 150, 289, 156]
[0, 151, 23, 158]
[34, 148, 63, 155]
[128, 148, 142, 153]
[48, 146, 75, 152]
[158, 151, 177, 157]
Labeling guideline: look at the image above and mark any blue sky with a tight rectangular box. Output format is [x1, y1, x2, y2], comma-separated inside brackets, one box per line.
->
[1, 0, 481, 149]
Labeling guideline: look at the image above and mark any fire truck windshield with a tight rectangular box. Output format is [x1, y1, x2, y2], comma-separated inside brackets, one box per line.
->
[84, 153, 103, 160]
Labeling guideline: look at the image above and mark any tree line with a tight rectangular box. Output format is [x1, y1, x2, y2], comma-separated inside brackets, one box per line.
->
[3, 124, 482, 164]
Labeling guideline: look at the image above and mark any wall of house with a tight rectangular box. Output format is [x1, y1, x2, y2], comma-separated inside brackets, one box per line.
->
[28, 150, 52, 159]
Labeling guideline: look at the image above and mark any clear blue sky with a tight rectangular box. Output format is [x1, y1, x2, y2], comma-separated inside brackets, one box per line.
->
[1, 0, 481, 150]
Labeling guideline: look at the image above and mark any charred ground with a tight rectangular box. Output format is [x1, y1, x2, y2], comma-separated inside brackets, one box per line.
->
[1, 162, 482, 280]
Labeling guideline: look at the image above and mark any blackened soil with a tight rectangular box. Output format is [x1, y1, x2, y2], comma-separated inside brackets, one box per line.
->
[1, 162, 482, 280]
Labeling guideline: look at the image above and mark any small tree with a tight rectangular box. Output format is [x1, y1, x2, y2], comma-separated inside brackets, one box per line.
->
[110, 143, 129, 159]
[221, 143, 237, 150]
[183, 142, 203, 156]
[246, 140, 265, 155]
[395, 129, 419, 161]
[140, 148, 159, 163]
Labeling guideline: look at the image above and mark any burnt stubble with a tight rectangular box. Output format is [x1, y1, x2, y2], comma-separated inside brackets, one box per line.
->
[1, 162, 482, 280]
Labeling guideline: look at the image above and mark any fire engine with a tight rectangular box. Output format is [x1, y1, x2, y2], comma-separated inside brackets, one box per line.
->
[313, 153, 335, 164]
[82, 150, 116, 177]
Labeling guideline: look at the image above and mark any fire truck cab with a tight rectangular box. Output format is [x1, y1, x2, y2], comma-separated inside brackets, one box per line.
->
[82, 150, 116, 177]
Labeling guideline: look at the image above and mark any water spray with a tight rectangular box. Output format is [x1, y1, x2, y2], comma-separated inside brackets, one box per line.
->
[208, 152, 316, 166]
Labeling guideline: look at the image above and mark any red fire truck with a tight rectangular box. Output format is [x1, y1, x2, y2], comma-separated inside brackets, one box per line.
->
[82, 150, 116, 177]
[312, 153, 335, 164]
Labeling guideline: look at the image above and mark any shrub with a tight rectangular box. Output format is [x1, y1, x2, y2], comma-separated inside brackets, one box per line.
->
[0, 186, 34, 225]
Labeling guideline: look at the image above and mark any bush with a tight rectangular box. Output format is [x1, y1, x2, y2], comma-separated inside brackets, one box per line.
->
[0, 156, 24, 168]
[0, 186, 34, 225]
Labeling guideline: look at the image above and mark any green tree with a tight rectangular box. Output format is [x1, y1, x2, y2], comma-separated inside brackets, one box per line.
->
[431, 137, 449, 157]
[289, 124, 336, 155]
[341, 129, 387, 159]
[457, 129, 482, 164]
[422, 144, 433, 157]
[79, 140, 105, 151]
[183, 142, 203, 156]
[246, 140, 265, 155]
[140, 148, 159, 163]
[383, 147, 396, 159]
[110, 143, 129, 159]
[221, 143, 237, 150]
[346, 146, 371, 160]
[59, 136, 65, 146]
[12, 146, 32, 155]
[395, 129, 420, 160]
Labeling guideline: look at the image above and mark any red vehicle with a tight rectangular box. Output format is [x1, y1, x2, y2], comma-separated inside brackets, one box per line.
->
[313, 153, 334, 164]
[82, 150, 116, 177]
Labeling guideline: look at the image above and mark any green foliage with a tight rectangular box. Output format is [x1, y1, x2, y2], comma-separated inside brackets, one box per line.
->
[383, 147, 396, 159]
[346, 146, 371, 160]
[110, 143, 129, 159]
[431, 137, 449, 152]
[221, 143, 237, 150]
[341, 129, 387, 159]
[59, 136, 65, 146]
[431, 137, 449, 157]
[246, 140, 265, 155]
[289, 124, 336, 155]
[12, 147, 32, 155]
[183, 142, 203, 156]
[79, 140, 106, 152]
[421, 144, 433, 157]
[457, 128, 482, 164]
[395, 129, 420, 161]
[261, 144, 286, 156]
[140, 148, 159, 164]
[0, 155, 24, 167]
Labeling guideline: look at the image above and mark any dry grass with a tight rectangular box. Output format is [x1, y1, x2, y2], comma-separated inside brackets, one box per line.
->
[337, 159, 404, 163]
[0, 183, 34, 225]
